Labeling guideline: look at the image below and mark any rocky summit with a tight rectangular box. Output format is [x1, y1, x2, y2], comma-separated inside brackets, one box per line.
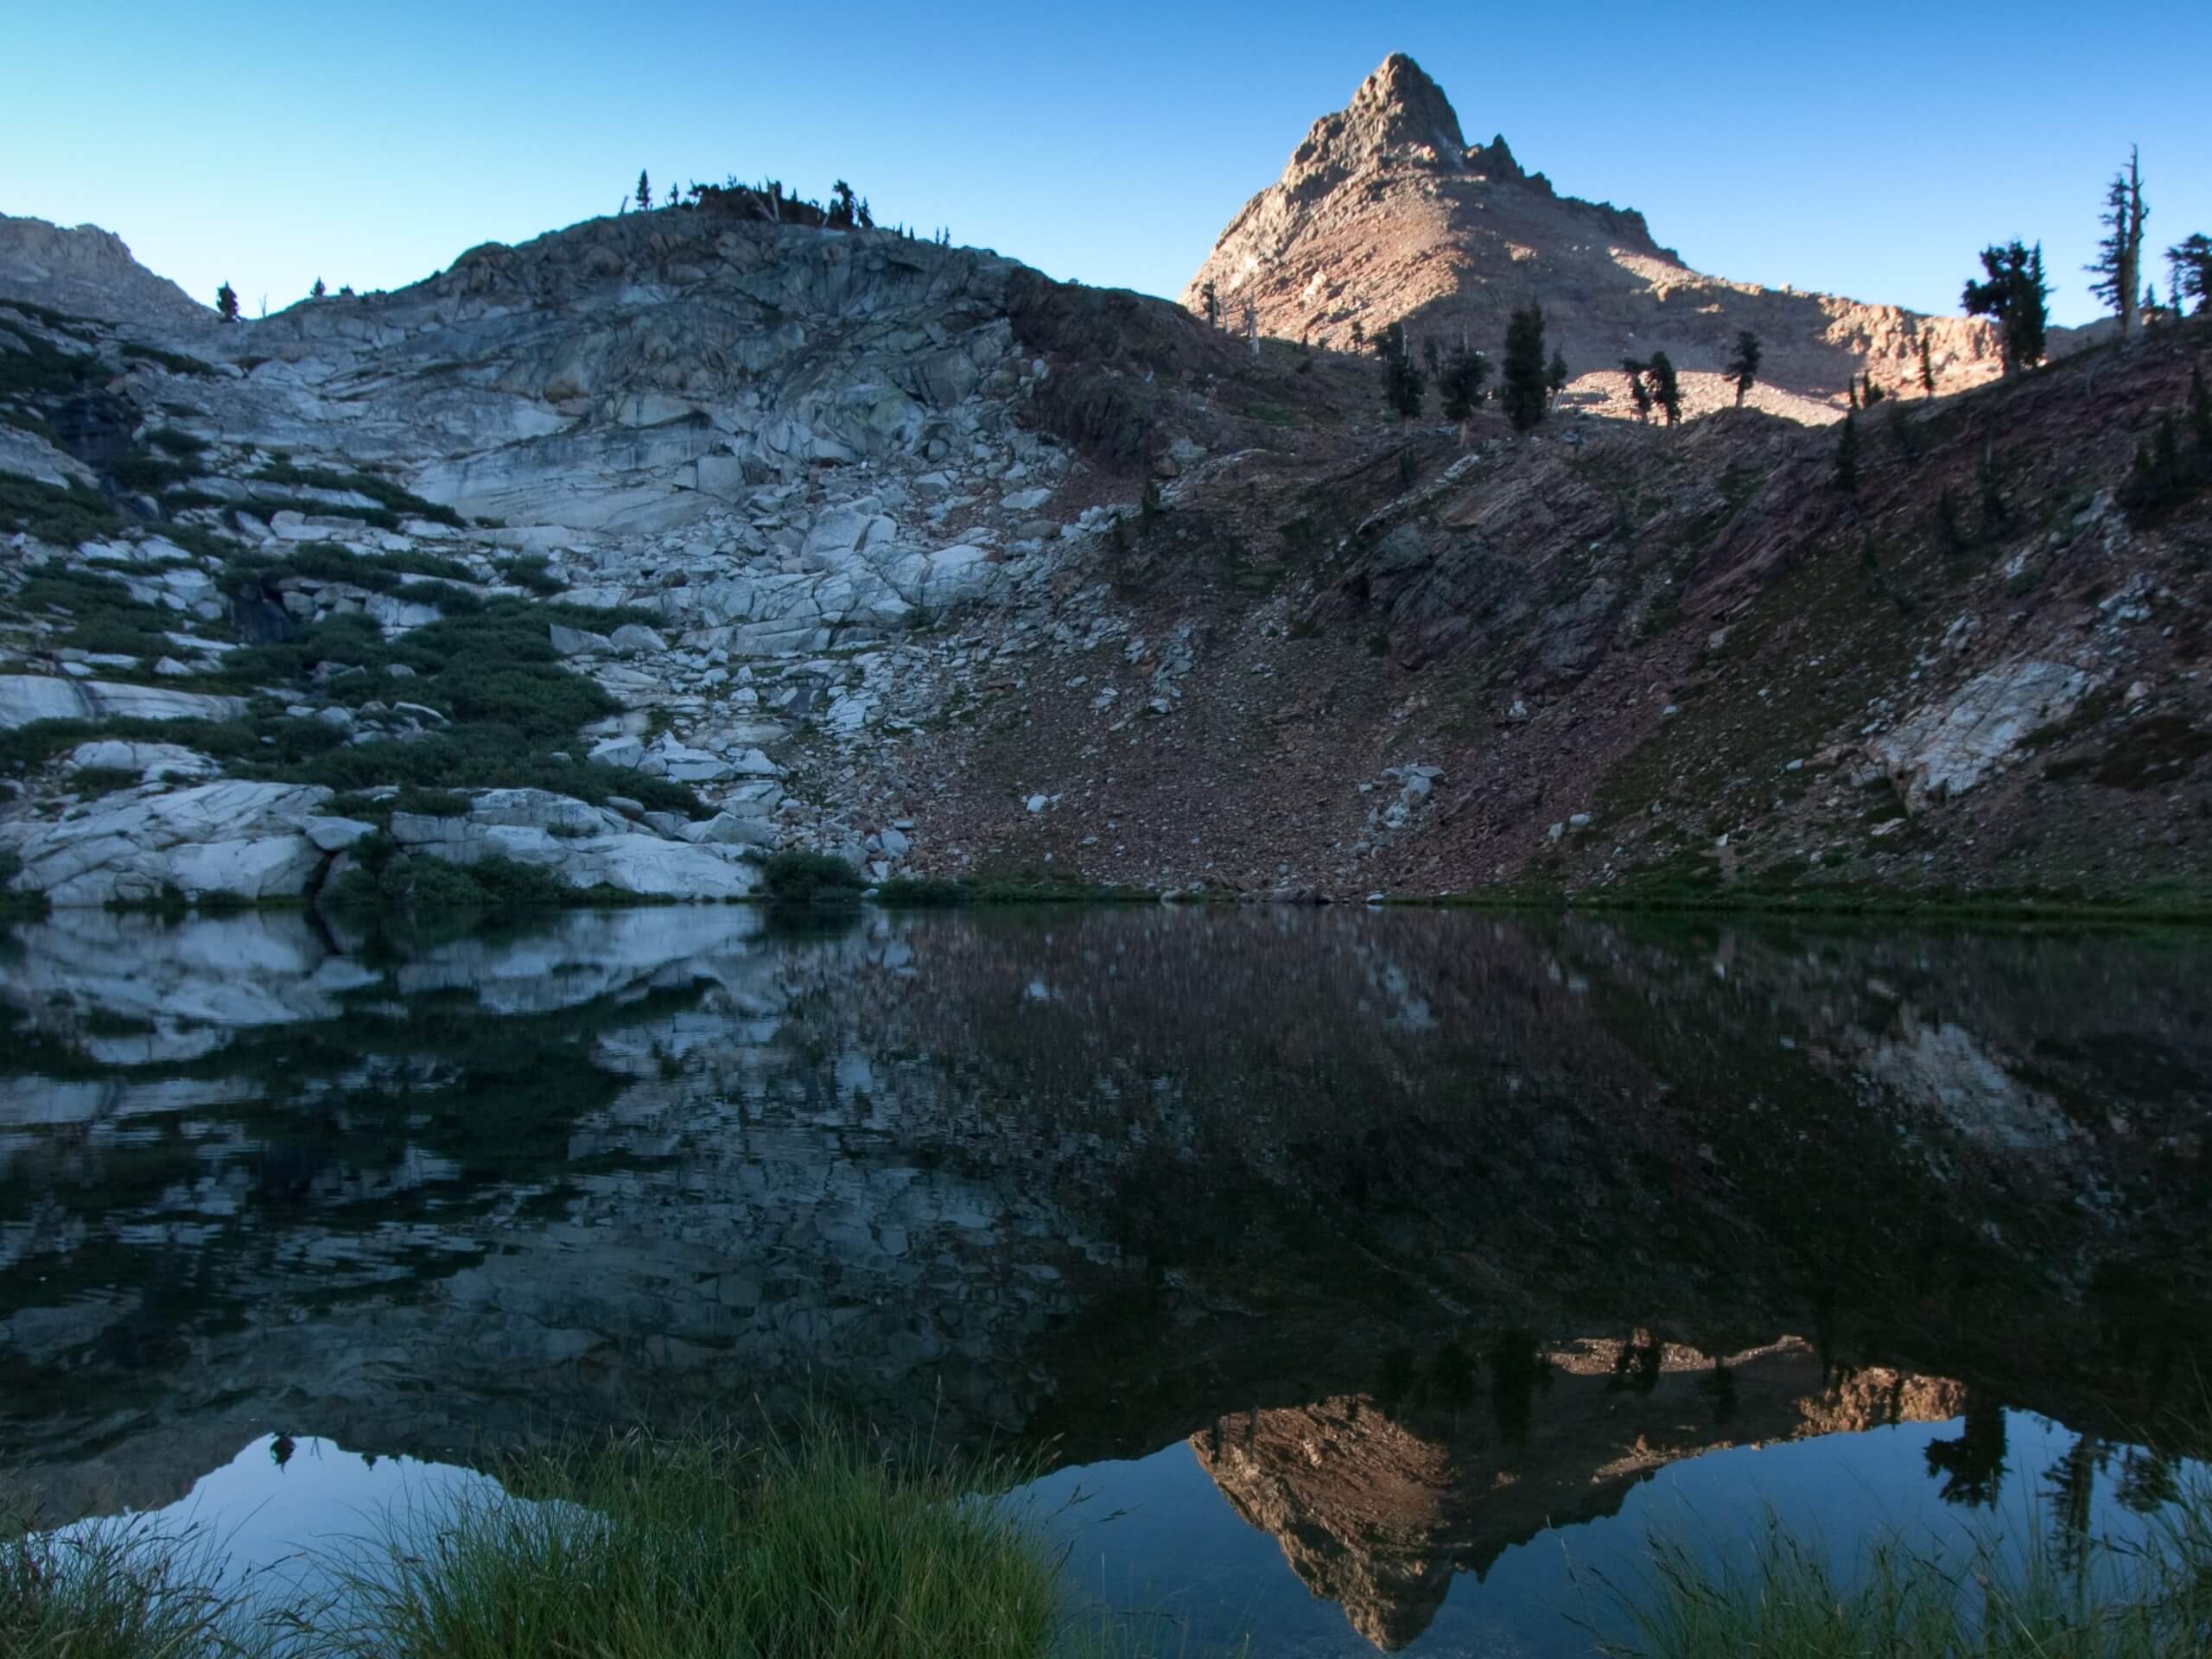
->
[2, 78, 2210, 917]
[1186, 54, 2020, 423]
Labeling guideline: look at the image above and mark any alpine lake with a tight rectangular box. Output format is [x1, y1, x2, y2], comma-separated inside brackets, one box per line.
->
[2, 901, 2207, 1656]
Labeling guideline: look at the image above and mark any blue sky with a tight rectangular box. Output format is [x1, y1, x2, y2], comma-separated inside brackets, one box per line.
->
[6, 1, 2206, 327]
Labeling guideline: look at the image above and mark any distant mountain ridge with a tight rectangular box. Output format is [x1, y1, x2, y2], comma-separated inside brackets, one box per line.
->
[1185, 54, 2010, 423]
[0, 214, 211, 331]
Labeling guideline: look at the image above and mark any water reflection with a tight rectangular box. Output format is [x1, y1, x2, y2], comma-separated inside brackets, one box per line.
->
[2, 905, 2209, 1650]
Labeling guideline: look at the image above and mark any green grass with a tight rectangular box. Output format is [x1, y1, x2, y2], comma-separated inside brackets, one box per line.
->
[0, 1426, 1135, 1658]
[1585, 1468, 2212, 1658]
[0, 1508, 268, 1659]
[315, 1423, 1065, 1659]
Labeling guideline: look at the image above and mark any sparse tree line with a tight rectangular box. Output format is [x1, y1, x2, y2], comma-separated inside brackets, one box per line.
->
[1181, 145, 2209, 449]
[209, 171, 935, 322]
[1834, 148, 2209, 501]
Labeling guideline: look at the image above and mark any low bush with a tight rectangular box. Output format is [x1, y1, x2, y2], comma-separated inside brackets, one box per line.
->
[495, 553, 564, 595]
[391, 787, 473, 818]
[17, 567, 187, 659]
[0, 473, 124, 545]
[873, 875, 968, 906]
[107, 452, 198, 494]
[118, 342, 217, 378]
[146, 428, 209, 459]
[761, 849, 865, 904]
[252, 459, 467, 529]
[222, 542, 473, 593]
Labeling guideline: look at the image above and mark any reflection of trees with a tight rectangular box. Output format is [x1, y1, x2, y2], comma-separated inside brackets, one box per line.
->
[1924, 1398, 2007, 1507]
[1698, 1357, 1737, 1426]
[1489, 1329, 1549, 1447]
[2116, 1447, 2179, 1513]
[2045, 1431, 2107, 1571]
[1609, 1332, 1662, 1395]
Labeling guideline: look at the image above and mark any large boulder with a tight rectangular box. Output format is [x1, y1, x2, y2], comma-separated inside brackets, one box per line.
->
[0, 676, 245, 730]
[4, 780, 334, 906]
[1874, 659, 2101, 809]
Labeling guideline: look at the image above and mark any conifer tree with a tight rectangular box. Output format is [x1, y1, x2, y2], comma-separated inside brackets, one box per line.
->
[1918, 334, 1936, 396]
[1835, 410, 1859, 494]
[1545, 347, 1569, 407]
[1647, 352, 1682, 426]
[1620, 358, 1652, 423]
[637, 169, 652, 213]
[1379, 326, 1425, 421]
[2087, 148, 2148, 340]
[2170, 234, 2212, 315]
[1725, 330, 1762, 407]
[1421, 336, 1442, 378]
[1501, 304, 1548, 432]
[1962, 242, 2050, 374]
[311, 276, 325, 300]
[1200, 280, 1218, 329]
[1847, 378, 1858, 410]
[1438, 347, 1490, 422]
[216, 282, 238, 323]
[1863, 372, 1885, 406]
[1350, 318, 1364, 353]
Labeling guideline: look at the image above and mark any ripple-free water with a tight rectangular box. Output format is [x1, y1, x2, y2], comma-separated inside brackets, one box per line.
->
[4, 905, 2207, 1653]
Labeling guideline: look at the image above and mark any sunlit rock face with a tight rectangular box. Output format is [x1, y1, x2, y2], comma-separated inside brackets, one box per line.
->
[1192, 1338, 1968, 1649]
[1185, 54, 2012, 424]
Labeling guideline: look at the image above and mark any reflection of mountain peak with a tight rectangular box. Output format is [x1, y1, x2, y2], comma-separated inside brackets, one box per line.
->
[1190, 1338, 1967, 1650]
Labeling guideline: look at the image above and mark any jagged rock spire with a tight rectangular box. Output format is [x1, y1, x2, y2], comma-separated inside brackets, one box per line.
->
[1342, 54, 1467, 162]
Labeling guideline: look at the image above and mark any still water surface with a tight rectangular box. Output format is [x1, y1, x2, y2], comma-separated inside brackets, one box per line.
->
[3, 905, 2207, 1654]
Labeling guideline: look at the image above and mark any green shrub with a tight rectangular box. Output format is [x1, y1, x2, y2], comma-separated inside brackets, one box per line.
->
[220, 545, 385, 601]
[107, 452, 197, 494]
[70, 767, 141, 800]
[147, 428, 209, 459]
[465, 854, 575, 908]
[0, 473, 123, 545]
[252, 459, 467, 529]
[392, 787, 473, 818]
[0, 318, 105, 400]
[118, 342, 217, 378]
[16, 568, 183, 658]
[495, 553, 563, 595]
[761, 849, 865, 903]
[873, 876, 967, 906]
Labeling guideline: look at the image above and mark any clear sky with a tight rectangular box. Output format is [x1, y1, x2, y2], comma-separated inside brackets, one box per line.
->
[6, 1, 2205, 327]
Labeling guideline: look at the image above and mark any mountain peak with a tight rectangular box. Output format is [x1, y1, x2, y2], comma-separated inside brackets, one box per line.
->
[1346, 54, 1467, 161]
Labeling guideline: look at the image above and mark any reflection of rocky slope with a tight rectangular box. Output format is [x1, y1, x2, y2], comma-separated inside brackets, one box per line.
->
[0, 910, 2206, 1537]
[1193, 1339, 1966, 1649]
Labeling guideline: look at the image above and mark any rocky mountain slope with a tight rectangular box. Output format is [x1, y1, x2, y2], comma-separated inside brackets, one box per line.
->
[1185, 55, 2014, 423]
[3, 143, 2209, 914]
